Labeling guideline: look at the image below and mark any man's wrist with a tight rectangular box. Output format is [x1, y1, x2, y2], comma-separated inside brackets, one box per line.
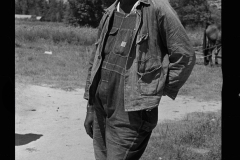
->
[87, 104, 94, 112]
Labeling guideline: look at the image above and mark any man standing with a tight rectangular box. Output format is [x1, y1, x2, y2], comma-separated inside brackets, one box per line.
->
[84, 0, 196, 159]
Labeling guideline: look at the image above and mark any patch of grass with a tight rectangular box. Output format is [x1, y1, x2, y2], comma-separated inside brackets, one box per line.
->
[15, 21, 222, 102]
[15, 19, 65, 27]
[179, 64, 222, 101]
[141, 111, 221, 160]
[15, 21, 97, 45]
[15, 40, 93, 89]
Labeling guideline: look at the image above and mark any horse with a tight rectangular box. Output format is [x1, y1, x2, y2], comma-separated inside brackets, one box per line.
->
[203, 23, 221, 66]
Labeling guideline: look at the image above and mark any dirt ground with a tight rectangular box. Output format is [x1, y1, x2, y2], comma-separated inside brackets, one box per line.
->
[15, 83, 221, 160]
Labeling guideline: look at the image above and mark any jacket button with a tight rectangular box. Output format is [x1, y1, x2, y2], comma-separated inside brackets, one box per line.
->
[98, 55, 101, 59]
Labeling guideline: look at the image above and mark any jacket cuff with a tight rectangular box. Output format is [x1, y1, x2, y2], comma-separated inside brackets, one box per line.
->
[83, 80, 91, 100]
[83, 90, 94, 105]
[83, 92, 89, 101]
[163, 86, 179, 100]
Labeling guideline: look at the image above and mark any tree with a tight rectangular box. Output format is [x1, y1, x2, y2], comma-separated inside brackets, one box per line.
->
[15, 0, 47, 16]
[40, 0, 48, 16]
[27, 0, 42, 16]
[47, 0, 59, 21]
[101, 0, 115, 8]
[18, 0, 29, 14]
[169, 0, 210, 28]
[41, 0, 66, 22]
[15, 0, 22, 14]
[64, 0, 104, 27]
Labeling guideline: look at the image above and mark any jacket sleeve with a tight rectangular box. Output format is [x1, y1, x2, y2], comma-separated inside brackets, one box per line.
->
[83, 17, 104, 101]
[158, 2, 196, 100]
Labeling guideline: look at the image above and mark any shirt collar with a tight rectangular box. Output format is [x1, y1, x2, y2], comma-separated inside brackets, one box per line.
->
[105, 0, 150, 14]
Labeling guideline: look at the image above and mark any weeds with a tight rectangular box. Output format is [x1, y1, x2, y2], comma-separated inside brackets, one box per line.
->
[141, 111, 221, 160]
[15, 21, 97, 46]
[178, 64, 222, 101]
[15, 21, 222, 101]
[15, 40, 93, 89]
[15, 20, 203, 47]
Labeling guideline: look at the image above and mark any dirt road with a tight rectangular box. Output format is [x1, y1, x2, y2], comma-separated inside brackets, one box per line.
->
[15, 83, 221, 160]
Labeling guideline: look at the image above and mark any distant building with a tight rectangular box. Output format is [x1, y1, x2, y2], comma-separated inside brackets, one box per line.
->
[15, 14, 31, 19]
[15, 14, 42, 21]
[36, 16, 42, 20]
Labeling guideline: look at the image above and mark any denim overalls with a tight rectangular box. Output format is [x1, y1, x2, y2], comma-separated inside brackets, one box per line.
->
[93, 10, 158, 160]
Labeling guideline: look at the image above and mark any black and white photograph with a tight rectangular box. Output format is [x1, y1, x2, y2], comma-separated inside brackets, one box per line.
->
[15, 0, 222, 159]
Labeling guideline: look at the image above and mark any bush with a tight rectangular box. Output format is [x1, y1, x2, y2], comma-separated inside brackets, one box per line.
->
[64, 0, 104, 27]
[186, 26, 204, 47]
[169, 0, 221, 28]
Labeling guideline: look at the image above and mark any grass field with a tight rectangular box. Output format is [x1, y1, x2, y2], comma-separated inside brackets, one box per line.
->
[15, 20, 221, 159]
[141, 110, 221, 160]
[15, 40, 92, 90]
[15, 20, 222, 100]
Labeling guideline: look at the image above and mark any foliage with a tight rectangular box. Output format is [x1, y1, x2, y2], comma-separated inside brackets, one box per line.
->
[41, 0, 66, 22]
[101, 0, 116, 8]
[169, 0, 221, 28]
[15, 0, 67, 22]
[63, 0, 104, 27]
[15, 0, 45, 15]
[169, 0, 210, 27]
[62, 0, 117, 27]
[15, 0, 221, 28]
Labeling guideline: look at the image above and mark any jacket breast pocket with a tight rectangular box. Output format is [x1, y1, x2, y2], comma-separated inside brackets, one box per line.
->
[137, 65, 162, 96]
[136, 33, 152, 73]
[136, 33, 149, 52]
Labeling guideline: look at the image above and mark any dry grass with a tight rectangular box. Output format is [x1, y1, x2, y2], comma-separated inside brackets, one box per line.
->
[141, 111, 221, 160]
[15, 40, 93, 90]
[15, 20, 97, 46]
[178, 64, 222, 101]
[15, 21, 222, 100]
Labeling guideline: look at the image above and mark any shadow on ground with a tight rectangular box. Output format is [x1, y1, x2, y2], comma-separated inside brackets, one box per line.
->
[15, 133, 43, 146]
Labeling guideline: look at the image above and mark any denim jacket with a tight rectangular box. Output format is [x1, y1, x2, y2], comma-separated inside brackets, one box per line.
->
[84, 0, 196, 111]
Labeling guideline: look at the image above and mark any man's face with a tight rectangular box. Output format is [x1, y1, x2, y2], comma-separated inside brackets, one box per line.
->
[120, 0, 138, 5]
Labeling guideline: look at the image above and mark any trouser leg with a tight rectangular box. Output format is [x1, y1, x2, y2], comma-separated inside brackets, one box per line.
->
[93, 71, 158, 159]
[93, 104, 158, 160]
[106, 122, 152, 160]
[105, 104, 158, 160]
[93, 96, 107, 160]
